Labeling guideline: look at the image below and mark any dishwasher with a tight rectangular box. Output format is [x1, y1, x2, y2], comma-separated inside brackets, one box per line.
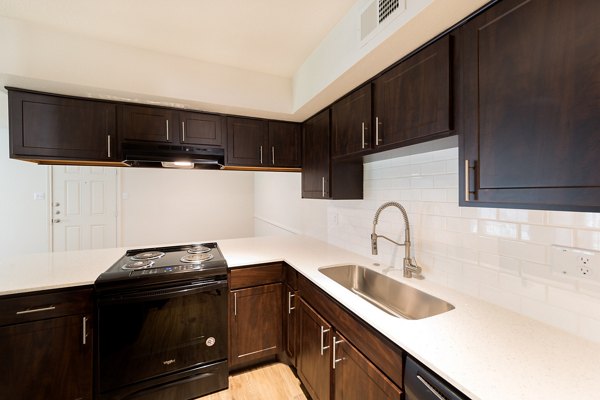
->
[404, 355, 470, 400]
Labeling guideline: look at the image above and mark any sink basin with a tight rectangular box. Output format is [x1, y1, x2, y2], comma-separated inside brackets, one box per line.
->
[319, 264, 454, 320]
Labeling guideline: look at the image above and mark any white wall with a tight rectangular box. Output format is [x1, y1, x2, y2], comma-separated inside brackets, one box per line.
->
[254, 140, 600, 344]
[121, 168, 255, 247]
[253, 172, 328, 241]
[0, 91, 50, 257]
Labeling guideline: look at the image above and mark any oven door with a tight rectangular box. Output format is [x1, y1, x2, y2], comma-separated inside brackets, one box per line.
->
[96, 278, 227, 394]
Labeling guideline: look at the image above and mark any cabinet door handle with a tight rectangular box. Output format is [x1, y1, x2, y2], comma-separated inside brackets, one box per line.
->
[234, 292, 237, 316]
[260, 146, 263, 164]
[166, 119, 170, 141]
[82, 316, 88, 345]
[107, 134, 111, 158]
[272, 146, 275, 165]
[322, 177, 325, 198]
[332, 336, 344, 369]
[375, 117, 382, 145]
[416, 375, 446, 400]
[288, 292, 295, 314]
[320, 326, 330, 356]
[182, 121, 186, 142]
[16, 305, 56, 315]
[361, 122, 365, 149]
[465, 159, 476, 202]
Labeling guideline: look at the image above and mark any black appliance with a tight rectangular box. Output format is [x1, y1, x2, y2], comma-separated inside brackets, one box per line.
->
[122, 141, 225, 170]
[95, 243, 229, 400]
[404, 355, 469, 400]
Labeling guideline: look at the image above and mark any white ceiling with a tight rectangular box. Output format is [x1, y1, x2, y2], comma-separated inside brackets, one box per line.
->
[0, 0, 356, 78]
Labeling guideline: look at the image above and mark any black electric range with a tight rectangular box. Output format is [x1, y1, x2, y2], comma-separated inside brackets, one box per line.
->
[94, 242, 228, 292]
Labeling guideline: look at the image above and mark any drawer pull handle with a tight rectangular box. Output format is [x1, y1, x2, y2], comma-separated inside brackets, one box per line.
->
[16, 305, 56, 315]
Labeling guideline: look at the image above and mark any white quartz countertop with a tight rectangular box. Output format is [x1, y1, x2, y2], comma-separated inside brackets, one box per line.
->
[2, 235, 599, 399]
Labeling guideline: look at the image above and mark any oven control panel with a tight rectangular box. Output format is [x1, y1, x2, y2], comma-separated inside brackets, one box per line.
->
[130, 265, 202, 276]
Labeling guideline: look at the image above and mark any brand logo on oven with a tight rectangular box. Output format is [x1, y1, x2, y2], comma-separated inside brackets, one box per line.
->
[163, 359, 176, 365]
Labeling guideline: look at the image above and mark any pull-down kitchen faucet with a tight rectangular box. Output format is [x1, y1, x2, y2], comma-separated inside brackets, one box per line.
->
[371, 201, 423, 279]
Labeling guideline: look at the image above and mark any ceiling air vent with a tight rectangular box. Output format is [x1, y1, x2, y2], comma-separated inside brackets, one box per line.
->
[379, 0, 400, 23]
[360, 0, 405, 43]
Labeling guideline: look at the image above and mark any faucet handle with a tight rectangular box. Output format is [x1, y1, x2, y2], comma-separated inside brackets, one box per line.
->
[370, 233, 378, 255]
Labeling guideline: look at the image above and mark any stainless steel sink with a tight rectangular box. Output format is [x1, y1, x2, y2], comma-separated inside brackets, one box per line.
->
[319, 264, 454, 320]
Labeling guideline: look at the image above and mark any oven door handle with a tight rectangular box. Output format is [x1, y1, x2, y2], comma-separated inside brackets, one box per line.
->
[98, 279, 227, 305]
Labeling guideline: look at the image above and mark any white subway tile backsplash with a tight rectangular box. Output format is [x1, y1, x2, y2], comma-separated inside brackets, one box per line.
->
[327, 147, 600, 342]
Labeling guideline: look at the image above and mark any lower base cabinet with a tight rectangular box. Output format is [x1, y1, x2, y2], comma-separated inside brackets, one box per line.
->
[297, 299, 332, 400]
[333, 332, 402, 400]
[296, 298, 402, 400]
[0, 288, 93, 399]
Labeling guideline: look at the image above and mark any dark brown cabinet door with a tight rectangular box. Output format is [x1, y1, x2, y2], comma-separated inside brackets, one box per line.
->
[180, 111, 224, 147]
[229, 283, 282, 369]
[284, 285, 298, 366]
[268, 121, 302, 167]
[119, 104, 176, 143]
[333, 332, 402, 400]
[302, 110, 331, 198]
[0, 314, 92, 400]
[297, 298, 332, 400]
[373, 35, 452, 148]
[332, 84, 372, 158]
[460, 0, 600, 211]
[8, 89, 116, 162]
[226, 117, 268, 166]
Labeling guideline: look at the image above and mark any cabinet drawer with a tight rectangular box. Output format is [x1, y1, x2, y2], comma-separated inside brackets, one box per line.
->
[0, 288, 92, 327]
[229, 263, 283, 289]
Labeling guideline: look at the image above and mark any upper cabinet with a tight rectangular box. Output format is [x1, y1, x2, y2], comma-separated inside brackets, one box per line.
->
[302, 109, 363, 200]
[118, 104, 176, 143]
[8, 88, 116, 163]
[331, 84, 372, 158]
[180, 111, 224, 147]
[459, 0, 600, 212]
[226, 117, 301, 169]
[268, 121, 302, 168]
[373, 35, 453, 149]
[119, 105, 224, 147]
[226, 117, 269, 167]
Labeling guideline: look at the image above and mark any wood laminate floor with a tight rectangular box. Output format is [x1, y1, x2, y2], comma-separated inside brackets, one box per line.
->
[198, 363, 309, 400]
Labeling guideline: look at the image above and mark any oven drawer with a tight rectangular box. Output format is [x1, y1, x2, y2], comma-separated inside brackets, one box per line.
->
[0, 288, 92, 326]
[229, 262, 283, 289]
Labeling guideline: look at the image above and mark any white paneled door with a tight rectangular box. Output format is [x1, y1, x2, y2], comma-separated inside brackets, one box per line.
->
[51, 166, 118, 252]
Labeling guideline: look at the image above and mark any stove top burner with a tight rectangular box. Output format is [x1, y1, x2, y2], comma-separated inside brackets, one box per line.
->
[121, 260, 155, 270]
[187, 245, 211, 254]
[180, 253, 214, 264]
[130, 251, 165, 261]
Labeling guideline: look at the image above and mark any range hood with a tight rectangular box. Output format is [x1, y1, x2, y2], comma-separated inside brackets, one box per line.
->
[122, 142, 225, 170]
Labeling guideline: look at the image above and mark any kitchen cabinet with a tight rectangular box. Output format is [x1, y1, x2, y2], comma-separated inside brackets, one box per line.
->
[179, 111, 225, 147]
[226, 117, 301, 168]
[0, 288, 93, 399]
[7, 88, 117, 163]
[284, 266, 298, 366]
[373, 35, 452, 149]
[119, 104, 177, 143]
[459, 0, 600, 212]
[302, 109, 363, 199]
[119, 105, 225, 147]
[229, 263, 284, 370]
[333, 332, 402, 400]
[268, 121, 302, 168]
[297, 298, 332, 400]
[331, 84, 372, 158]
[295, 274, 403, 400]
[226, 117, 269, 167]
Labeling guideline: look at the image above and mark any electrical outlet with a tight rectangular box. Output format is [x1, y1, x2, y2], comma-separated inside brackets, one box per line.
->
[551, 245, 598, 281]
